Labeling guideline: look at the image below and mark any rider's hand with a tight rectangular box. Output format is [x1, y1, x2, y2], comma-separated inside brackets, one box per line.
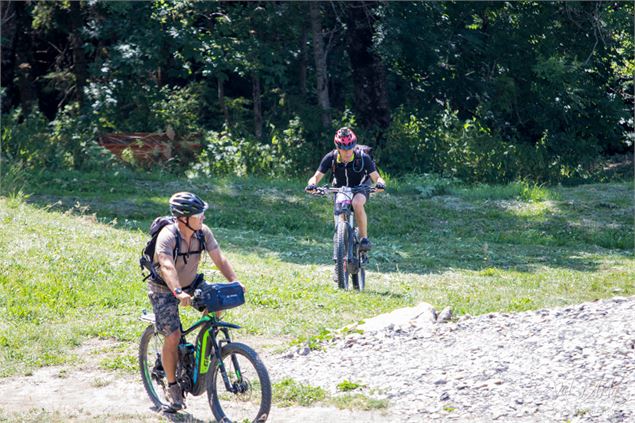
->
[375, 182, 386, 192]
[176, 291, 192, 307]
[305, 184, 317, 193]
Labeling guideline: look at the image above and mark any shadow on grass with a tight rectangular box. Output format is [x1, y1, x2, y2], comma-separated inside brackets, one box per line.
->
[21, 172, 633, 278]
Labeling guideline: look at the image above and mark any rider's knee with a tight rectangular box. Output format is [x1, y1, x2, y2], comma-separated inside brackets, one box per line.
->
[352, 196, 366, 210]
[164, 330, 181, 345]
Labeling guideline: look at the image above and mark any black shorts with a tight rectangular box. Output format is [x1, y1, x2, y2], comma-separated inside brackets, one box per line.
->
[332, 181, 371, 214]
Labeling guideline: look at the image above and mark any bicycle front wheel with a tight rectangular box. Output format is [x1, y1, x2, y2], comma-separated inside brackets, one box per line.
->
[335, 222, 350, 290]
[139, 325, 171, 410]
[352, 267, 366, 291]
[207, 342, 272, 422]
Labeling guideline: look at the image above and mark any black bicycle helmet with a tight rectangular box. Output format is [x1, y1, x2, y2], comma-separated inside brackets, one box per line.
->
[169, 192, 209, 217]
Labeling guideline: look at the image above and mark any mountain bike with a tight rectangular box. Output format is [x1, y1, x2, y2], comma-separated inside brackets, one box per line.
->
[309, 185, 377, 290]
[139, 289, 271, 422]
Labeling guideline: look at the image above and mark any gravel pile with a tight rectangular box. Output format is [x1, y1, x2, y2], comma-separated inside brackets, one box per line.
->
[269, 296, 634, 422]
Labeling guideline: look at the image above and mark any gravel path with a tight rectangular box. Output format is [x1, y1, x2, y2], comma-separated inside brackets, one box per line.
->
[269, 296, 635, 422]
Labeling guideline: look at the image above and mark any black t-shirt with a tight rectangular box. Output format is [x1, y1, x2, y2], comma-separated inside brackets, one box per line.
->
[317, 150, 377, 187]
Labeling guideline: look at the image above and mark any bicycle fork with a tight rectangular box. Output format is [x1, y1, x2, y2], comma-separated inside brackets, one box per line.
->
[334, 214, 356, 268]
[210, 327, 243, 393]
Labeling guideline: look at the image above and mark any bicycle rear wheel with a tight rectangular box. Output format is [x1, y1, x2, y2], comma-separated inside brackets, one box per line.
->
[207, 342, 272, 422]
[335, 222, 350, 290]
[139, 325, 171, 410]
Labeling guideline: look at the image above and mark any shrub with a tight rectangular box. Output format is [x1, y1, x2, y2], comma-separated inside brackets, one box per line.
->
[381, 106, 609, 184]
[50, 103, 118, 171]
[189, 128, 275, 177]
[1, 108, 54, 169]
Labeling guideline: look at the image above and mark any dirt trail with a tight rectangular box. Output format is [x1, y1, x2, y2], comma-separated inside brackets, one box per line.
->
[0, 338, 388, 423]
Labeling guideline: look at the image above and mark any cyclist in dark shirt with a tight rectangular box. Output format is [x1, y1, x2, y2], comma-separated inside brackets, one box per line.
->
[305, 127, 386, 251]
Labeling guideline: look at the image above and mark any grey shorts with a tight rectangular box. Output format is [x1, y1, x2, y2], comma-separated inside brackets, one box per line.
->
[148, 292, 181, 337]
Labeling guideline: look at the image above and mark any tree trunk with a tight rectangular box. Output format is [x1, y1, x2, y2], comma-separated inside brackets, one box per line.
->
[345, 2, 391, 140]
[218, 77, 229, 125]
[1, 1, 17, 112]
[309, 2, 331, 129]
[252, 72, 263, 139]
[69, 1, 88, 109]
[299, 28, 308, 96]
[11, 1, 36, 114]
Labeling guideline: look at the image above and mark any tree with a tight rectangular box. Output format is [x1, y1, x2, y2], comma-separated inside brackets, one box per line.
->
[344, 2, 391, 137]
[310, 1, 331, 129]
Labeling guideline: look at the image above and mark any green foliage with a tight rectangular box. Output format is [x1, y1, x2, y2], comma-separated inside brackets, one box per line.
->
[336, 379, 365, 392]
[151, 84, 204, 136]
[381, 105, 625, 184]
[272, 377, 387, 410]
[382, 107, 522, 182]
[49, 103, 117, 171]
[0, 160, 29, 197]
[1, 105, 119, 172]
[4, 1, 633, 183]
[2, 108, 53, 169]
[190, 129, 275, 177]
[270, 116, 311, 175]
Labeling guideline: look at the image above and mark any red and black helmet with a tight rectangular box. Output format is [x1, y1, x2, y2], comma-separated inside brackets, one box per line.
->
[334, 127, 357, 150]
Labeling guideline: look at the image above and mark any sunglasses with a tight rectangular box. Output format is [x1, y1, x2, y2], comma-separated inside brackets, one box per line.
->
[336, 144, 356, 151]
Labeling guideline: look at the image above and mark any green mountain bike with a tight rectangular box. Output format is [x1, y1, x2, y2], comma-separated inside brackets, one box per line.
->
[139, 289, 271, 422]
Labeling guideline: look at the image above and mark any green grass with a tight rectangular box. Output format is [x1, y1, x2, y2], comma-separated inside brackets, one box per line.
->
[330, 393, 389, 410]
[272, 377, 327, 407]
[336, 379, 365, 392]
[0, 169, 633, 377]
[272, 377, 387, 410]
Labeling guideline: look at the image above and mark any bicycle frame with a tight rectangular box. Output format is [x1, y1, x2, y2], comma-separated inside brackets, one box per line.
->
[141, 312, 242, 397]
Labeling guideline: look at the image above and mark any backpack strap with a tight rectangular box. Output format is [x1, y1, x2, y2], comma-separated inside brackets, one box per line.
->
[175, 229, 206, 265]
[196, 229, 206, 252]
[330, 149, 338, 176]
[172, 225, 181, 261]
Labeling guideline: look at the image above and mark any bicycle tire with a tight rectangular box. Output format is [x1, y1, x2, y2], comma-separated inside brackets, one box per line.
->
[335, 222, 349, 290]
[139, 325, 171, 411]
[207, 342, 272, 423]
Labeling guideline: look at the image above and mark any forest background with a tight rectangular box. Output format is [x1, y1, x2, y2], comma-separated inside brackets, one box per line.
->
[2, 1, 633, 184]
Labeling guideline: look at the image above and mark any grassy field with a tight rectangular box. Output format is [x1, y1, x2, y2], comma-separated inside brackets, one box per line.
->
[0, 169, 633, 377]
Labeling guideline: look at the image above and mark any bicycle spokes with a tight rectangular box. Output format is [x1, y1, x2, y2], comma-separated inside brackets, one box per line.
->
[208, 344, 270, 422]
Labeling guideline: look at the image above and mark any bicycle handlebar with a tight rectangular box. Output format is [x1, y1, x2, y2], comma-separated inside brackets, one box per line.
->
[308, 185, 380, 197]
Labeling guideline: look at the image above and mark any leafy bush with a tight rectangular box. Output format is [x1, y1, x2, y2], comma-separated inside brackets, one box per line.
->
[151, 84, 204, 136]
[381, 106, 611, 184]
[270, 115, 312, 175]
[87, 79, 204, 137]
[2, 105, 119, 172]
[189, 128, 275, 177]
[2, 108, 53, 169]
[49, 103, 118, 171]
